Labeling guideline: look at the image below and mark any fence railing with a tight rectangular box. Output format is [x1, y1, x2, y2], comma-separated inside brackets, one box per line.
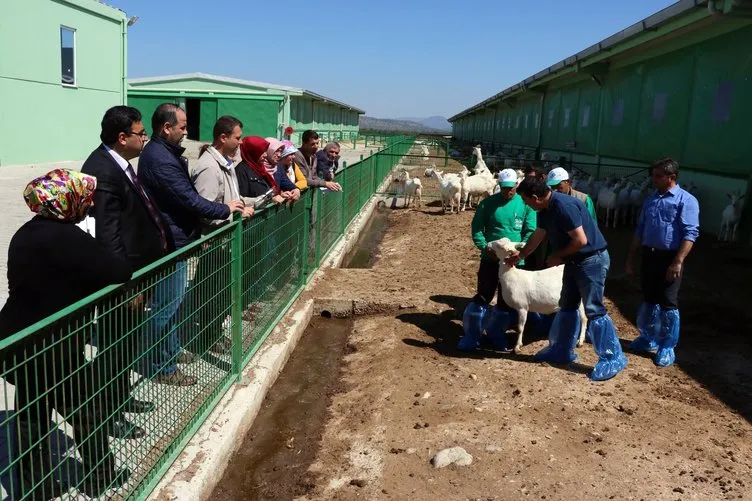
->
[0, 136, 415, 501]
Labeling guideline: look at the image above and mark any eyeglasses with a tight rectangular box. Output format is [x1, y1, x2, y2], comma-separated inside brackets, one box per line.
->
[128, 130, 149, 139]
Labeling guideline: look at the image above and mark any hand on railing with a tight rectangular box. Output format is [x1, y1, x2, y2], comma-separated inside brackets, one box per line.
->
[241, 206, 255, 219]
[226, 200, 245, 213]
[325, 181, 342, 192]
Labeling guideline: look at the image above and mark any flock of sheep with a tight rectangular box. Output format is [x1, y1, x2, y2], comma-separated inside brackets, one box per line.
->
[393, 143, 746, 243]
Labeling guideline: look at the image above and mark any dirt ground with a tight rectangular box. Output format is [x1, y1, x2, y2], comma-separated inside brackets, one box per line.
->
[294, 196, 752, 500]
[215, 157, 752, 500]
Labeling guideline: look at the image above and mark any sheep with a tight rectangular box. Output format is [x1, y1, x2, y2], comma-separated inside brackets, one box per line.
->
[596, 179, 623, 228]
[397, 170, 422, 209]
[431, 169, 462, 214]
[459, 170, 495, 211]
[719, 191, 745, 242]
[614, 181, 634, 227]
[487, 238, 587, 353]
[424, 167, 435, 178]
[472, 145, 490, 174]
[628, 177, 651, 226]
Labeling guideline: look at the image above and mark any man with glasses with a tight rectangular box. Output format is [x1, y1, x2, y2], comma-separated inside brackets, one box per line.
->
[81, 106, 171, 440]
[624, 157, 699, 367]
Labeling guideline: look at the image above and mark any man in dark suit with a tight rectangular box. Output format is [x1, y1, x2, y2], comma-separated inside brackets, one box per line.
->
[81, 106, 172, 439]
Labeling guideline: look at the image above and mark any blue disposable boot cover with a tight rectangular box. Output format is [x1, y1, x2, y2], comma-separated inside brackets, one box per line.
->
[533, 310, 580, 364]
[483, 307, 513, 351]
[458, 301, 488, 351]
[656, 308, 680, 367]
[588, 315, 628, 381]
[629, 302, 661, 353]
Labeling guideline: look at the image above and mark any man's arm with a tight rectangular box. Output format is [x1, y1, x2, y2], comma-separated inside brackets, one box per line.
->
[549, 226, 587, 260]
[89, 177, 128, 259]
[667, 196, 700, 281]
[191, 161, 229, 227]
[585, 196, 597, 221]
[151, 161, 230, 220]
[521, 205, 537, 243]
[517, 228, 547, 260]
[471, 201, 488, 251]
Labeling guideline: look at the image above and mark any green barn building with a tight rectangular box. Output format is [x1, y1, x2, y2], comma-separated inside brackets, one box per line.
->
[127, 73, 364, 145]
[449, 0, 752, 238]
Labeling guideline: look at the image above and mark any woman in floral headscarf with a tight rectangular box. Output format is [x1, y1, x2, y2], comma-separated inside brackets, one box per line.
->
[0, 169, 133, 498]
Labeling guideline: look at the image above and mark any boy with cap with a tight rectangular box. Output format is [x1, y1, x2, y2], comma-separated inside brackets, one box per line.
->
[457, 169, 536, 352]
[547, 167, 597, 221]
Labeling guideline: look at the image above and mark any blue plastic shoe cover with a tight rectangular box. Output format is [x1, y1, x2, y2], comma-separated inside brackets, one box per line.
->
[629, 302, 661, 353]
[588, 315, 628, 381]
[458, 301, 488, 351]
[533, 309, 580, 364]
[482, 307, 514, 351]
[656, 308, 680, 367]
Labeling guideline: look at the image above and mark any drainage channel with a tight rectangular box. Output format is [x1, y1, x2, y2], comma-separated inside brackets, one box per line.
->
[210, 207, 390, 500]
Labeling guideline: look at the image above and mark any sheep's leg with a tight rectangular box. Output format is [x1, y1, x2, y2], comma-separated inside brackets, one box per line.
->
[577, 303, 587, 347]
[416, 189, 422, 208]
[514, 309, 528, 353]
[732, 222, 738, 243]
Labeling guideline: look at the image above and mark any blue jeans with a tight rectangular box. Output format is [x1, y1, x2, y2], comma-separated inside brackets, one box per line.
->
[146, 260, 188, 376]
[559, 250, 609, 320]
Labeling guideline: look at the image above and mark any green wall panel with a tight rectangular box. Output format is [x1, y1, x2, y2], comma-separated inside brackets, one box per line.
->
[635, 49, 695, 162]
[558, 85, 580, 149]
[218, 99, 278, 138]
[541, 90, 562, 149]
[599, 67, 642, 159]
[127, 96, 167, 134]
[576, 81, 601, 153]
[683, 26, 752, 175]
[199, 99, 217, 142]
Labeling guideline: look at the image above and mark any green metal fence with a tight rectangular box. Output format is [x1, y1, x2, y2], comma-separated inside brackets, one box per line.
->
[0, 136, 415, 501]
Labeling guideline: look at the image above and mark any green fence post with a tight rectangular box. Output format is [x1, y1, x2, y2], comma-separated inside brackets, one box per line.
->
[353, 134, 356, 150]
[444, 141, 449, 168]
[315, 190, 322, 267]
[340, 161, 347, 235]
[300, 190, 310, 284]
[365, 135, 368, 148]
[231, 216, 243, 377]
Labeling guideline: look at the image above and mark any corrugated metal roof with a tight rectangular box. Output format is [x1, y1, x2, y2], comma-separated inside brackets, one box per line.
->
[128, 73, 366, 114]
[448, 0, 709, 122]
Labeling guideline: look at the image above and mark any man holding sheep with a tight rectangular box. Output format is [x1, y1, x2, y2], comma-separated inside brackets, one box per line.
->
[507, 176, 628, 381]
[624, 157, 699, 367]
[458, 169, 536, 352]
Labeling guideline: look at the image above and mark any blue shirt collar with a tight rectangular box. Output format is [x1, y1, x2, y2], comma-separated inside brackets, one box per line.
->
[655, 184, 681, 198]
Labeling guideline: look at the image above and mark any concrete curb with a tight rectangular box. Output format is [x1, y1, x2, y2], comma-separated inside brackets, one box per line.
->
[148, 162, 405, 500]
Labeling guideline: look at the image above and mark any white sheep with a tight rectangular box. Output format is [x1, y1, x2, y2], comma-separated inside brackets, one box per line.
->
[472, 145, 490, 174]
[397, 170, 422, 209]
[488, 238, 587, 352]
[614, 181, 634, 227]
[596, 179, 623, 228]
[431, 170, 462, 214]
[719, 191, 745, 242]
[628, 177, 651, 226]
[459, 170, 495, 211]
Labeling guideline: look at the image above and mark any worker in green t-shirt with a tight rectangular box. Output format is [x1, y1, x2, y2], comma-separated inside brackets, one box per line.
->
[458, 169, 536, 352]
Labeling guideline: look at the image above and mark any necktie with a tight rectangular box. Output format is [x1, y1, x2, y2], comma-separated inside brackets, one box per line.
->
[126, 164, 169, 252]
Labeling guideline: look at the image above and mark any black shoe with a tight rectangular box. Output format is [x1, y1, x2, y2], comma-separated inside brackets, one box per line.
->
[124, 399, 156, 413]
[109, 418, 146, 439]
[79, 467, 131, 498]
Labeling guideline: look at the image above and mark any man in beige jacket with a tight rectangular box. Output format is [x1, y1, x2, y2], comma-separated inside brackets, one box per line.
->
[187, 115, 252, 355]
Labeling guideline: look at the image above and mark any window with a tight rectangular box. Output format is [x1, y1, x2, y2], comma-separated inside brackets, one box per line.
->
[515, 116, 520, 129]
[563, 108, 571, 127]
[582, 106, 590, 128]
[653, 93, 667, 122]
[60, 26, 76, 86]
[612, 99, 624, 126]
[548, 110, 554, 128]
[711, 82, 733, 123]
[524, 114, 529, 129]
[534, 113, 540, 128]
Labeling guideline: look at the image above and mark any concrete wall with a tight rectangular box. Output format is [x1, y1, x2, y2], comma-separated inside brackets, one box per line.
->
[0, 0, 126, 166]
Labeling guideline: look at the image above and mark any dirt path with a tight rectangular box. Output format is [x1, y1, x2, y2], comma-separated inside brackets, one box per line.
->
[295, 196, 752, 500]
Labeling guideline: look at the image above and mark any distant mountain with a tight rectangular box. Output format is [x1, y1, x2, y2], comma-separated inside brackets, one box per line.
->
[359, 116, 449, 134]
[395, 115, 452, 132]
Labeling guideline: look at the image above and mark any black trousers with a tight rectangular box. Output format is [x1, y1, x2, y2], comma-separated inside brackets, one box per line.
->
[475, 258, 511, 310]
[641, 247, 682, 309]
[4, 329, 116, 499]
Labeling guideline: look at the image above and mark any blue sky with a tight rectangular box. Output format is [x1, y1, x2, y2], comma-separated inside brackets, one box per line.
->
[110, 0, 676, 119]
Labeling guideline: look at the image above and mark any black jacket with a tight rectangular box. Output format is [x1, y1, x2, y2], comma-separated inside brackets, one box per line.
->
[81, 145, 173, 270]
[236, 161, 273, 198]
[138, 137, 231, 248]
[0, 217, 132, 342]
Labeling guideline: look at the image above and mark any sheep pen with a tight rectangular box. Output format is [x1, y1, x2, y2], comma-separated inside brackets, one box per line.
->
[216, 154, 752, 501]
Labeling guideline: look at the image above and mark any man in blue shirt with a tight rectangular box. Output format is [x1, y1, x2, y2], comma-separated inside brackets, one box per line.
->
[625, 157, 700, 367]
[507, 176, 628, 381]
